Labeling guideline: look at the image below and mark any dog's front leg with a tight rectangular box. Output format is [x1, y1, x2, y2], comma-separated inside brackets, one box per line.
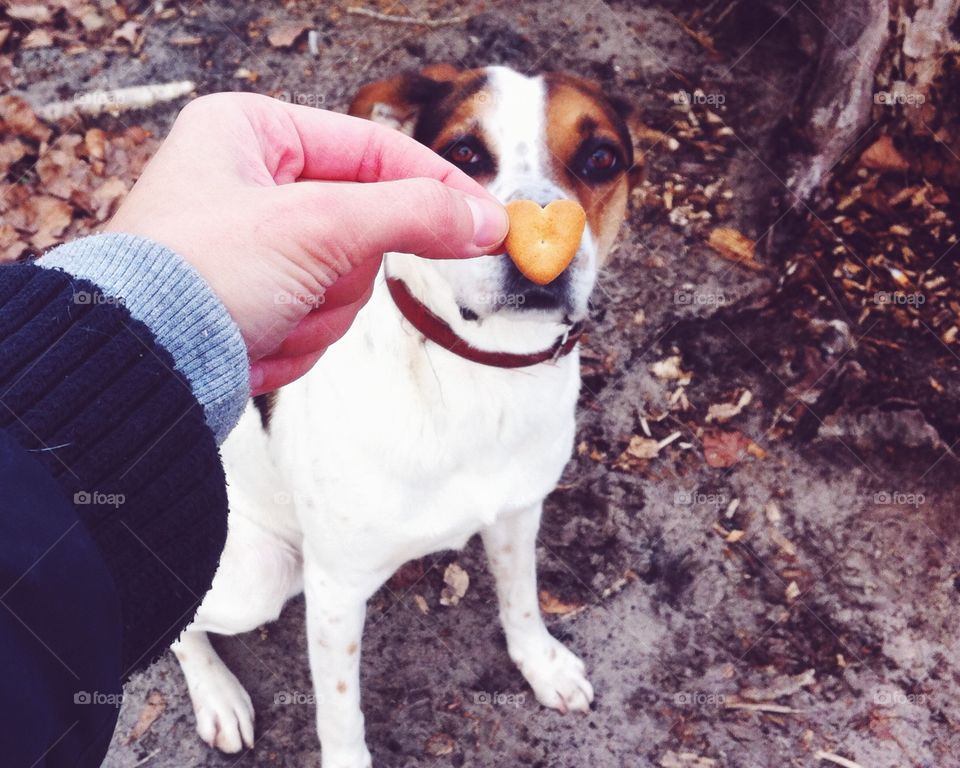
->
[482, 504, 594, 714]
[303, 550, 373, 768]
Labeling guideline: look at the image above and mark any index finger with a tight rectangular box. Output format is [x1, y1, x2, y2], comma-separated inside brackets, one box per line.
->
[273, 99, 491, 198]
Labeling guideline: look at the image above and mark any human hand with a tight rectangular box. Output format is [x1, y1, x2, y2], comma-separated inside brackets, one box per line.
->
[104, 92, 508, 395]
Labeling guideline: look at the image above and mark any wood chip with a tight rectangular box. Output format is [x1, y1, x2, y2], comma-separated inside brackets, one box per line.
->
[659, 751, 717, 768]
[651, 355, 691, 381]
[769, 527, 797, 556]
[706, 390, 753, 423]
[439, 563, 469, 607]
[625, 435, 661, 460]
[765, 500, 782, 523]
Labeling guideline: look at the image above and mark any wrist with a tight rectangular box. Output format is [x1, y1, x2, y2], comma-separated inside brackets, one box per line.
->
[37, 232, 250, 443]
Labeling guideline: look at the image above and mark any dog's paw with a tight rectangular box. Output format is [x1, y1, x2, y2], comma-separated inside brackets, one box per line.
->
[187, 663, 255, 753]
[321, 743, 372, 768]
[514, 637, 594, 714]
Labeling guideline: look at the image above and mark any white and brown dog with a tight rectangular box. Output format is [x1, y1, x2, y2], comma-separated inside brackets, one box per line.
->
[172, 64, 637, 768]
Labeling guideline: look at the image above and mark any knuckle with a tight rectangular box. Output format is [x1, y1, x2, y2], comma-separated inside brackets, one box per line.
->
[410, 178, 457, 222]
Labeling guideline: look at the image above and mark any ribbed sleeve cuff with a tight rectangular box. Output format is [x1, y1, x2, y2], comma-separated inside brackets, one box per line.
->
[38, 233, 249, 443]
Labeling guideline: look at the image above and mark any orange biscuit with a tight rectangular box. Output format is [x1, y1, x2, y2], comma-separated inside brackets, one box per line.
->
[504, 199, 586, 285]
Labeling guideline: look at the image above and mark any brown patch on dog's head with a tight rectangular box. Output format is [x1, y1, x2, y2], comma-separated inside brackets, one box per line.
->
[349, 65, 474, 136]
[542, 72, 638, 264]
[349, 65, 499, 184]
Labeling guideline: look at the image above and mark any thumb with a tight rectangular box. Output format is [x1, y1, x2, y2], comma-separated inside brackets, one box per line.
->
[280, 177, 509, 262]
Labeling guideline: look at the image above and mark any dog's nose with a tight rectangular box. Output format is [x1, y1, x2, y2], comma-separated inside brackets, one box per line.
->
[501, 259, 569, 311]
[504, 186, 571, 208]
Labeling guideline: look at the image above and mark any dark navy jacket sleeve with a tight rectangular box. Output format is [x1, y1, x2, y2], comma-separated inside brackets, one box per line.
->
[0, 430, 122, 768]
[0, 262, 231, 767]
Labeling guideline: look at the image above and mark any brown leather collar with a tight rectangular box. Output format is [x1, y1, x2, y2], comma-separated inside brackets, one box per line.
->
[386, 276, 583, 369]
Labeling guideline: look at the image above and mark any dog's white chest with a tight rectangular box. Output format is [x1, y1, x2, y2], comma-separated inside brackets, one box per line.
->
[260, 278, 580, 573]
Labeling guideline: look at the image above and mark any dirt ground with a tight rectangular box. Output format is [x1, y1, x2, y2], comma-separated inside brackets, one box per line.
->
[7, 1, 960, 766]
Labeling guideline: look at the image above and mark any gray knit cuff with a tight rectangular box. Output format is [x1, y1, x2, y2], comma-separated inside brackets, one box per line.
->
[38, 233, 249, 444]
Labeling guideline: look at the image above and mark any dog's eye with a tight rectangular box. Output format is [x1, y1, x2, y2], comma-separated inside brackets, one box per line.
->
[441, 137, 490, 177]
[452, 143, 478, 164]
[576, 140, 623, 183]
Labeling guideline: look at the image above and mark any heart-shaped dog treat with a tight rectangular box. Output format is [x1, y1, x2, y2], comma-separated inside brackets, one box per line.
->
[504, 199, 587, 286]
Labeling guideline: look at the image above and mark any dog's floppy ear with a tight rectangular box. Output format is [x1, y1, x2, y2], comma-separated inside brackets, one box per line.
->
[606, 95, 644, 189]
[348, 64, 460, 135]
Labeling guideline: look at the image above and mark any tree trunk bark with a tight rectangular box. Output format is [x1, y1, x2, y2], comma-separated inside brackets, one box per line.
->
[788, 0, 960, 203]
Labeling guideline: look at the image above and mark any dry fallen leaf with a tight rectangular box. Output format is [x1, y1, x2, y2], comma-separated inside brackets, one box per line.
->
[440, 562, 469, 607]
[84, 128, 107, 162]
[126, 690, 166, 743]
[23, 196, 73, 249]
[707, 227, 762, 270]
[268, 22, 308, 48]
[860, 135, 909, 172]
[6, 3, 53, 24]
[21, 28, 54, 49]
[0, 224, 26, 262]
[424, 733, 456, 757]
[702, 430, 751, 468]
[0, 138, 27, 175]
[388, 559, 426, 589]
[538, 590, 583, 616]
[0, 94, 51, 143]
[37, 134, 86, 199]
[89, 177, 128, 221]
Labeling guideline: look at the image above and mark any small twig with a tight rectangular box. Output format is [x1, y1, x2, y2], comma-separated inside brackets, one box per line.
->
[36, 81, 195, 121]
[813, 751, 866, 768]
[346, 6, 468, 28]
[131, 748, 161, 767]
[724, 701, 800, 714]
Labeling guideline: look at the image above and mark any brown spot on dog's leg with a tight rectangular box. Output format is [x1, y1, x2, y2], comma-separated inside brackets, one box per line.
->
[336, 680, 348, 694]
[347, 641, 358, 655]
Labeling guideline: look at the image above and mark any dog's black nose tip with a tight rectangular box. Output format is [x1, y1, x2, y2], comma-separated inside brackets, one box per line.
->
[501, 259, 569, 310]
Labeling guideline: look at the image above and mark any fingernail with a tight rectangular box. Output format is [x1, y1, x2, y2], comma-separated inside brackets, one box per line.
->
[465, 195, 509, 249]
